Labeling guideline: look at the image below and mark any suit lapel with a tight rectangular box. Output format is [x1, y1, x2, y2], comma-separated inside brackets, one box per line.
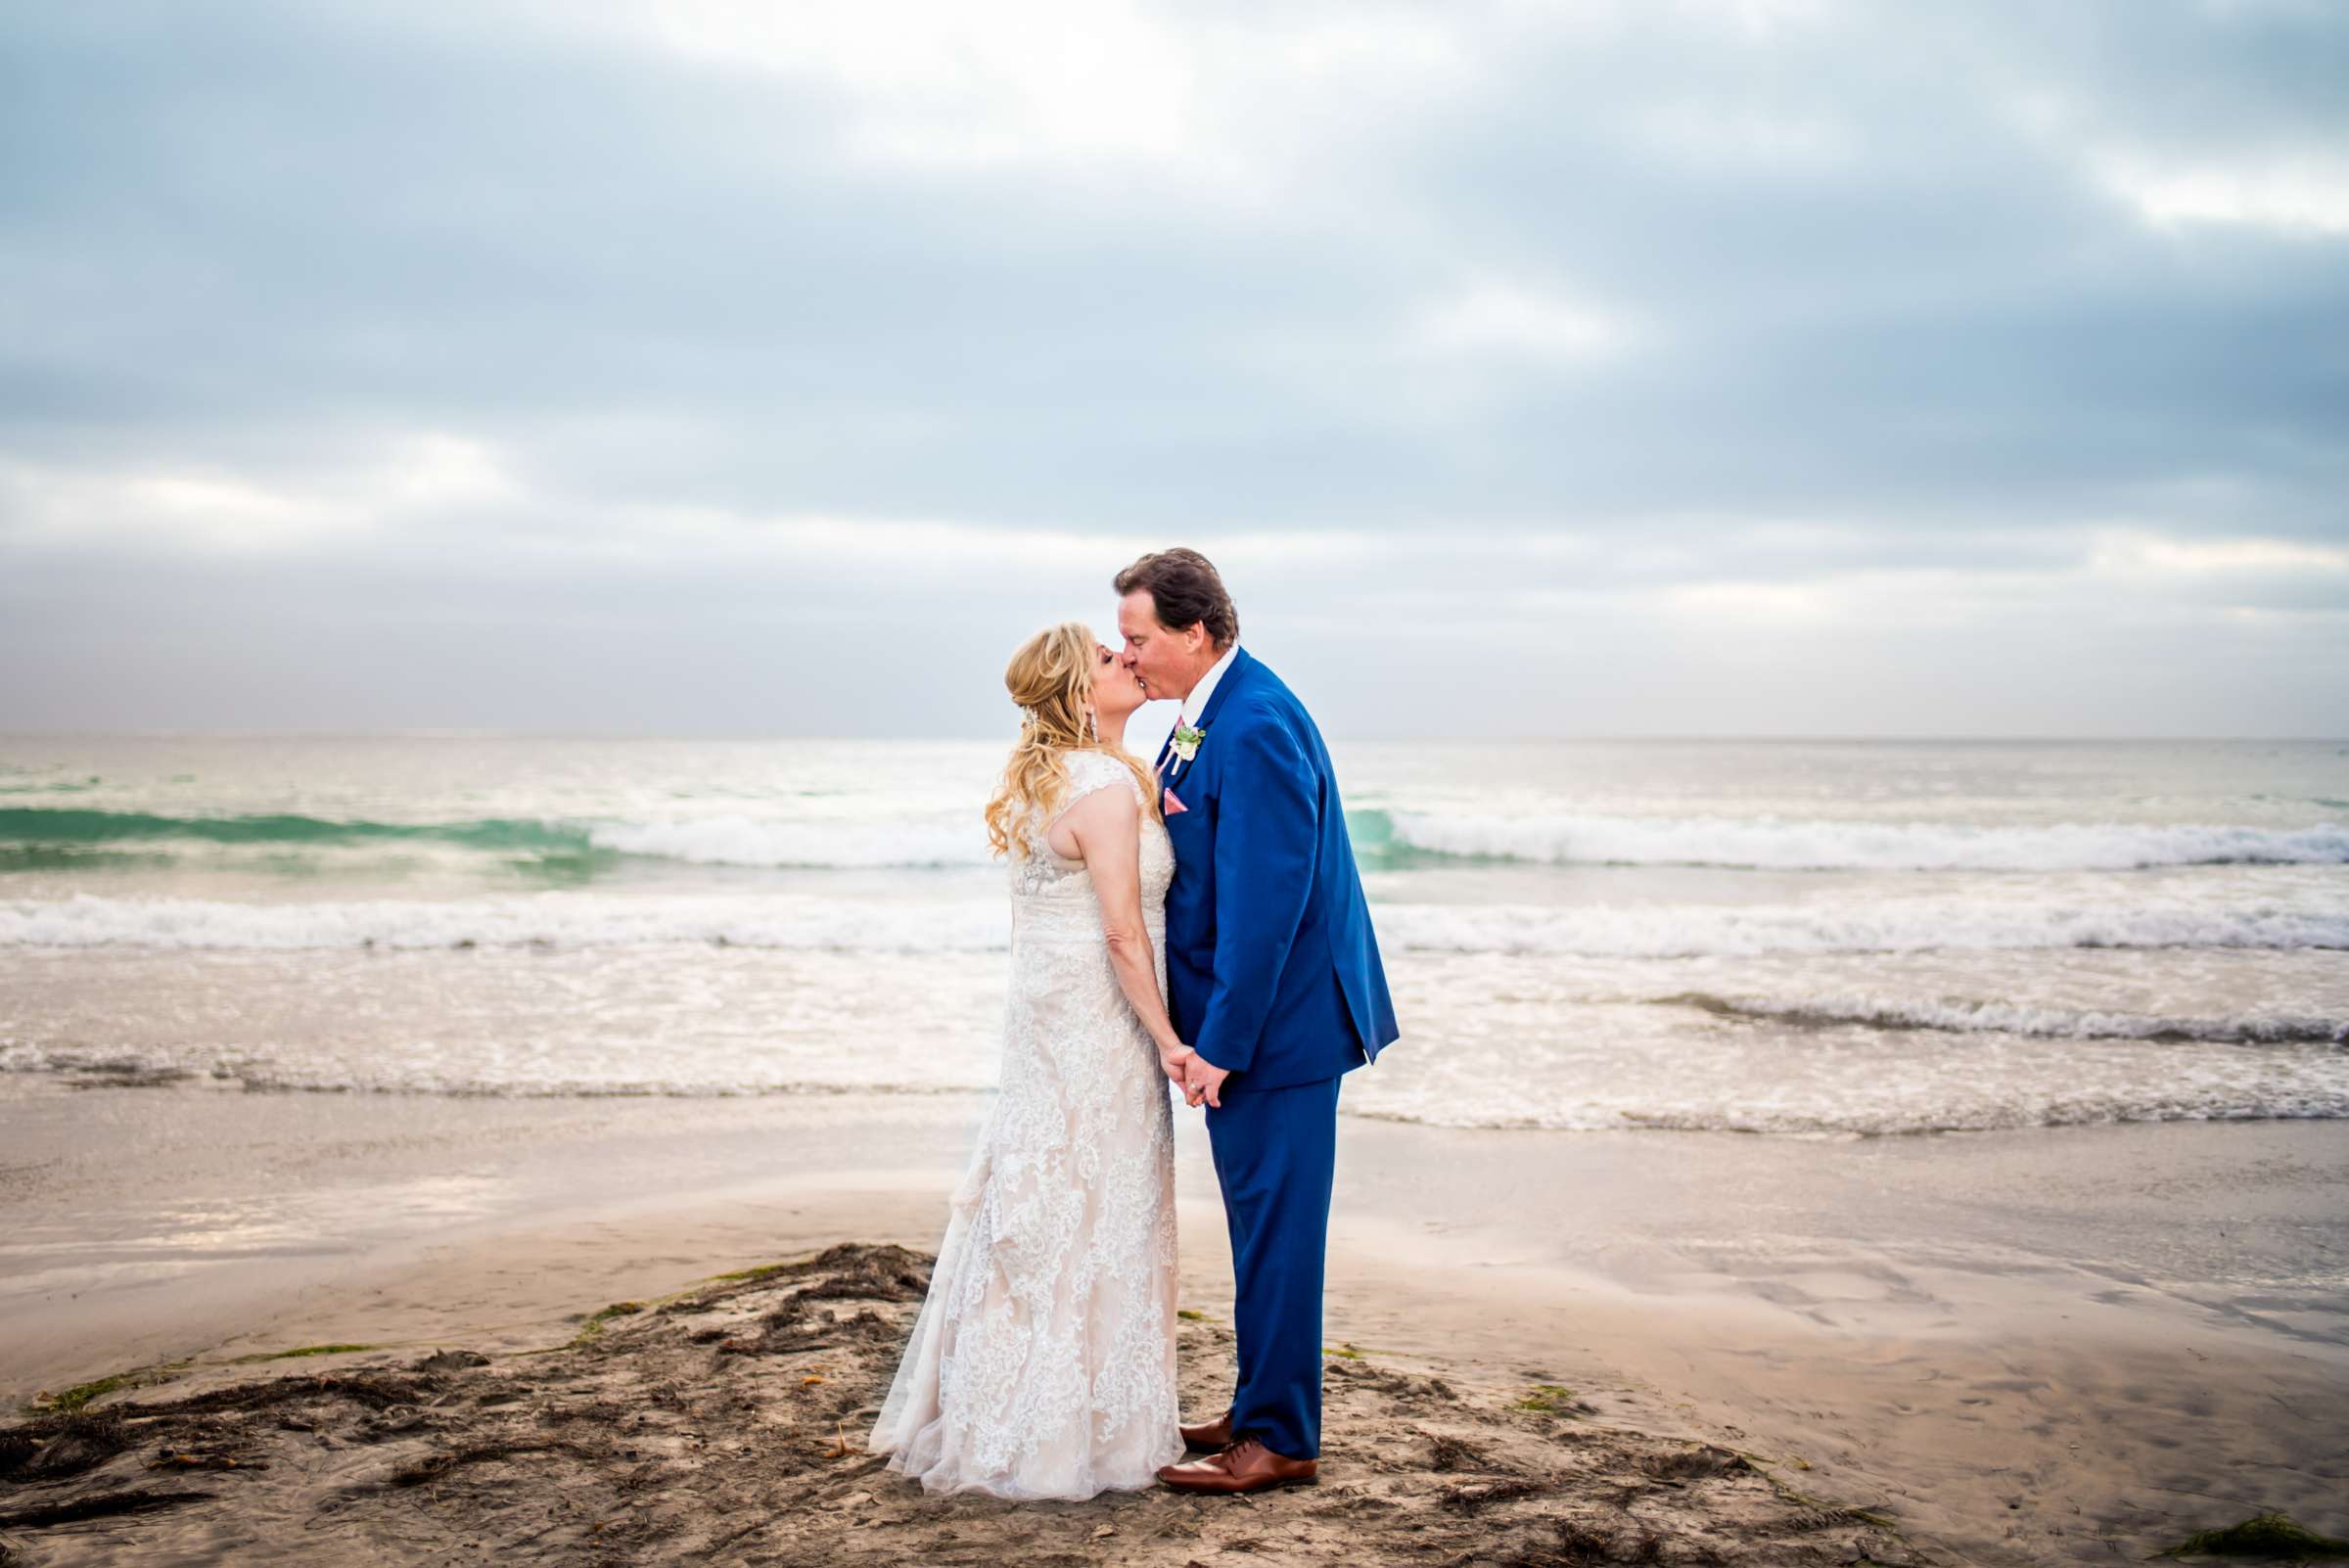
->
[1195, 646, 1252, 731]
[1166, 646, 1253, 790]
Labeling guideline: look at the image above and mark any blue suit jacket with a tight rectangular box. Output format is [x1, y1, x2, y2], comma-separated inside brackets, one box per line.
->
[1155, 648, 1400, 1093]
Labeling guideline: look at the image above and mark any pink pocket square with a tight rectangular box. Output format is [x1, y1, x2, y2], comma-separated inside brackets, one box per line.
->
[1162, 787, 1188, 815]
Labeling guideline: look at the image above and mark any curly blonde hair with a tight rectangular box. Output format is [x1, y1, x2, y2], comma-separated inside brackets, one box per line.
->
[984, 621, 1161, 859]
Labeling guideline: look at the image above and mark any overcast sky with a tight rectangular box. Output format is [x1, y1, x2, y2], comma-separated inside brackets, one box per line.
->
[3, 0, 2344, 739]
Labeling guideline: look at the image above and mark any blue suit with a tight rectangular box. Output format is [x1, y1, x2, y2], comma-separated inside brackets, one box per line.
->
[1156, 647, 1399, 1460]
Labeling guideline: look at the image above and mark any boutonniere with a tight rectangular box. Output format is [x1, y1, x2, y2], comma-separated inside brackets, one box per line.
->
[1170, 721, 1206, 763]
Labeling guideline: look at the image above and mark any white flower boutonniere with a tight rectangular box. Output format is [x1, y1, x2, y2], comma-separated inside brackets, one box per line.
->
[1170, 721, 1206, 763]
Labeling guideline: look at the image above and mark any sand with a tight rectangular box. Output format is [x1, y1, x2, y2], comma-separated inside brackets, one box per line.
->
[4, 1073, 2346, 1565]
[0, 1240, 1942, 1568]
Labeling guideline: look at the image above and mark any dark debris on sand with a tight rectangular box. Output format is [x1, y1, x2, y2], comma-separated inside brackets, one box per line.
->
[0, 1242, 1936, 1566]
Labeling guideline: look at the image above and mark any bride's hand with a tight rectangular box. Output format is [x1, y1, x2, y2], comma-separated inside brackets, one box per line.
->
[1159, 1043, 1195, 1085]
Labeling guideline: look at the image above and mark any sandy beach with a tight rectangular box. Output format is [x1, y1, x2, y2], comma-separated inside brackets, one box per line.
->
[5, 1070, 2345, 1566]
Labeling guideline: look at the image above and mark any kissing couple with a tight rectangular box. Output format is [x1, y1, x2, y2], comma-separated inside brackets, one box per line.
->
[866, 546, 1401, 1499]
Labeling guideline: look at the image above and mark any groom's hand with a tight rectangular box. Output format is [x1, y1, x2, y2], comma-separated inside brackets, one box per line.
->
[1182, 1052, 1231, 1110]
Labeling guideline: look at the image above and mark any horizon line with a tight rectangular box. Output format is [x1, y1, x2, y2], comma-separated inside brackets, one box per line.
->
[4, 729, 2344, 747]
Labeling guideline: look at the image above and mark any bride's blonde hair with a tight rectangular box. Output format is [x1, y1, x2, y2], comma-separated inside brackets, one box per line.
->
[984, 621, 1161, 858]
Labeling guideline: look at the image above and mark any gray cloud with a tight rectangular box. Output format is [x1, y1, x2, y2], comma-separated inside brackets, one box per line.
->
[2, 0, 2344, 736]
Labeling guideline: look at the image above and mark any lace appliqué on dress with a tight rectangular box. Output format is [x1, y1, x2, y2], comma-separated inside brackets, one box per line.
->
[867, 750, 1182, 1499]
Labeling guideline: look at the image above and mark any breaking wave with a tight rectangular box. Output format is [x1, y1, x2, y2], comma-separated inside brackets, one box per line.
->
[1360, 808, 2349, 872]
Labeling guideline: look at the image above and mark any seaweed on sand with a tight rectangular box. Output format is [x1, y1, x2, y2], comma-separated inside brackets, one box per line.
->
[2156, 1510, 2349, 1559]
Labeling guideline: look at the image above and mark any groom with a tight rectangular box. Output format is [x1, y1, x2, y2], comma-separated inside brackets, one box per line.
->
[1113, 547, 1401, 1496]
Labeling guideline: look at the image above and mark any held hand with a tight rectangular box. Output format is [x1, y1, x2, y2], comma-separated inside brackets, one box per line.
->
[1158, 1043, 1195, 1088]
[1181, 1052, 1232, 1110]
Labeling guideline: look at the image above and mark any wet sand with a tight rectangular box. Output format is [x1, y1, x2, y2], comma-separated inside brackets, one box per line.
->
[4, 1072, 2346, 1565]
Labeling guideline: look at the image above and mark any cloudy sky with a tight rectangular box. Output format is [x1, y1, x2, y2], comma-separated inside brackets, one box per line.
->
[3, 0, 2343, 738]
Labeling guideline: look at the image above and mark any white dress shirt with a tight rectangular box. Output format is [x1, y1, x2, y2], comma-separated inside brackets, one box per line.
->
[1179, 640, 1240, 727]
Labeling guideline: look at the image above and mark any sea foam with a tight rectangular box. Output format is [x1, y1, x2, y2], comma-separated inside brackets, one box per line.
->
[7, 885, 2343, 956]
[587, 815, 986, 867]
[1658, 991, 2347, 1045]
[1376, 809, 2349, 871]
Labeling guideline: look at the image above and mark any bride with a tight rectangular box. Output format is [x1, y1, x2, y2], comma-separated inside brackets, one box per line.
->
[867, 620, 1193, 1500]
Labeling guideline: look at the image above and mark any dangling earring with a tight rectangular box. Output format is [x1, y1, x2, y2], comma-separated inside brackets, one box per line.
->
[1086, 708, 1100, 743]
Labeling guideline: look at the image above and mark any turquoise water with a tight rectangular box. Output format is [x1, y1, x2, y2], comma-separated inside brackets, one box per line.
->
[4, 731, 2346, 1134]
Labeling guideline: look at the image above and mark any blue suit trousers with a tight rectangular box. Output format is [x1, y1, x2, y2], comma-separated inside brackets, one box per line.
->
[1203, 1073, 1342, 1460]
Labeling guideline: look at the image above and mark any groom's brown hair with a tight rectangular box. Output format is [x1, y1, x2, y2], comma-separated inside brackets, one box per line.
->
[1114, 547, 1239, 651]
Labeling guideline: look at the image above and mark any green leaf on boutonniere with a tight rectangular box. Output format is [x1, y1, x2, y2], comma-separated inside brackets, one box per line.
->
[1171, 722, 1205, 762]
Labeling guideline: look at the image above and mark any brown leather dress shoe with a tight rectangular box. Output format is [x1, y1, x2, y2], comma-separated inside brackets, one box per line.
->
[1156, 1437, 1318, 1494]
[1178, 1410, 1234, 1452]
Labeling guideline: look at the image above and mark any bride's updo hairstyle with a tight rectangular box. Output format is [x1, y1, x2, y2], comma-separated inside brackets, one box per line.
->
[985, 621, 1160, 859]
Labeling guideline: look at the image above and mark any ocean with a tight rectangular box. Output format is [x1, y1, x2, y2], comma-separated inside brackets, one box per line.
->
[4, 730, 2345, 1138]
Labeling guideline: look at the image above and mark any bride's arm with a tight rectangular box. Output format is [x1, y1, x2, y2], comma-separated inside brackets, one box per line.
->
[1061, 785, 1189, 1074]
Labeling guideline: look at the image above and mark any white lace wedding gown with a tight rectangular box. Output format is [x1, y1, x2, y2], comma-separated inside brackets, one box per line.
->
[867, 750, 1184, 1499]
